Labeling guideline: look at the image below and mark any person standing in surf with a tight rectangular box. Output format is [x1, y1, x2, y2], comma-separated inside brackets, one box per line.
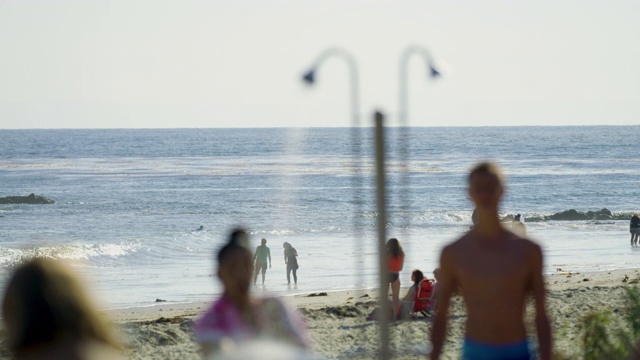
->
[253, 238, 271, 286]
[283, 242, 299, 285]
[630, 213, 640, 245]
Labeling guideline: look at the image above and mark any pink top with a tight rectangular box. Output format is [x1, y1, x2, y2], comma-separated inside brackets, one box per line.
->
[194, 295, 308, 349]
[194, 295, 252, 344]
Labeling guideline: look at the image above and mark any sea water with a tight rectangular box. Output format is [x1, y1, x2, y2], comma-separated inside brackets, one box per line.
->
[1, 126, 638, 309]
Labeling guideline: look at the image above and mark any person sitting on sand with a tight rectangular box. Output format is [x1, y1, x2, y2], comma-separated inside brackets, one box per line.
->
[2, 258, 122, 360]
[398, 269, 427, 319]
[428, 268, 441, 313]
[194, 229, 308, 357]
[253, 238, 271, 286]
[430, 162, 551, 360]
[402, 269, 425, 303]
[387, 238, 405, 321]
[630, 213, 640, 245]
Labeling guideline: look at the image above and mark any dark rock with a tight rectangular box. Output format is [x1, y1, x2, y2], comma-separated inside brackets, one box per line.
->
[155, 298, 167, 302]
[0, 193, 54, 204]
[548, 209, 589, 221]
[307, 292, 328, 297]
[588, 209, 613, 220]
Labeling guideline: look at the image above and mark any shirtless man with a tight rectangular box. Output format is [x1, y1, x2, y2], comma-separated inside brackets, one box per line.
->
[430, 162, 551, 360]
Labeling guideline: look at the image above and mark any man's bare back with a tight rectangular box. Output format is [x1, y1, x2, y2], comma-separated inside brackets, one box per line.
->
[442, 229, 543, 343]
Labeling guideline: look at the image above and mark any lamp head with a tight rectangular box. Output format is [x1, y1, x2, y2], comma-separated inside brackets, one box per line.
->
[302, 69, 316, 84]
[429, 63, 442, 78]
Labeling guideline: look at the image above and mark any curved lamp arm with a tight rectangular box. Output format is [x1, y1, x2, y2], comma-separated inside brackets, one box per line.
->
[398, 45, 441, 127]
[301, 47, 361, 127]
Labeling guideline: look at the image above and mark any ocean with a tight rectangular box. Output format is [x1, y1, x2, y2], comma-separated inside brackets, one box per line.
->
[1, 126, 639, 309]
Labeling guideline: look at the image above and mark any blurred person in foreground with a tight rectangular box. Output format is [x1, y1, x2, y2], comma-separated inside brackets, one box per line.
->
[430, 162, 551, 360]
[194, 229, 308, 358]
[2, 258, 122, 360]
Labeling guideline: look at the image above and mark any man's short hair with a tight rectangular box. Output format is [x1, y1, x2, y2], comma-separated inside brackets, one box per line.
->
[468, 162, 505, 187]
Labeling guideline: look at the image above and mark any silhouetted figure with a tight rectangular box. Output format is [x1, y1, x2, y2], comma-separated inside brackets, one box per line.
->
[193, 229, 308, 357]
[283, 242, 299, 285]
[2, 258, 122, 360]
[631, 214, 640, 245]
[430, 162, 551, 360]
[196, 225, 204, 231]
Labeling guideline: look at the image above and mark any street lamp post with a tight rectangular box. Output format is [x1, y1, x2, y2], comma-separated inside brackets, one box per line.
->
[302, 49, 393, 359]
[301, 46, 443, 359]
[395, 45, 442, 248]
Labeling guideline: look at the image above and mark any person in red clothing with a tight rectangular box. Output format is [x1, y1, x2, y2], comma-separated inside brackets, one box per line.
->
[387, 238, 405, 320]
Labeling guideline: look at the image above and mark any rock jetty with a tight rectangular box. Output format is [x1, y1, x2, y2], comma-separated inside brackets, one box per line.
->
[526, 208, 629, 222]
[0, 193, 55, 204]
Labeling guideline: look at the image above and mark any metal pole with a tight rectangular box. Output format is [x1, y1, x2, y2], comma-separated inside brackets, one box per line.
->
[375, 110, 390, 360]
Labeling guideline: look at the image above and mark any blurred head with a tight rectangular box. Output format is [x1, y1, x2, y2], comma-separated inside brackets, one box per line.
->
[468, 162, 505, 211]
[411, 269, 424, 286]
[261, 238, 267, 246]
[283, 242, 290, 249]
[386, 238, 404, 258]
[217, 229, 253, 300]
[433, 268, 441, 281]
[1, 258, 119, 355]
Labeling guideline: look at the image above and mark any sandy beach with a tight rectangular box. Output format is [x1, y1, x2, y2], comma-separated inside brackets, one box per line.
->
[38, 268, 631, 359]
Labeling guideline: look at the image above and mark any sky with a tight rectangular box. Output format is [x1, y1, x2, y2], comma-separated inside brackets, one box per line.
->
[0, 0, 638, 129]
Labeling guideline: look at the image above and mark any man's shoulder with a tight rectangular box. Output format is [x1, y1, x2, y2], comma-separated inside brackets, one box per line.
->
[511, 233, 542, 251]
[442, 232, 472, 251]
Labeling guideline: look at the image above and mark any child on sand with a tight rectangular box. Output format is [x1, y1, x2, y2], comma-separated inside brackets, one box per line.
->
[430, 162, 551, 360]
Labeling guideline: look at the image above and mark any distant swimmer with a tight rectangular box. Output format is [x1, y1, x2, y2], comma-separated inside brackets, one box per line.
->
[196, 225, 204, 231]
